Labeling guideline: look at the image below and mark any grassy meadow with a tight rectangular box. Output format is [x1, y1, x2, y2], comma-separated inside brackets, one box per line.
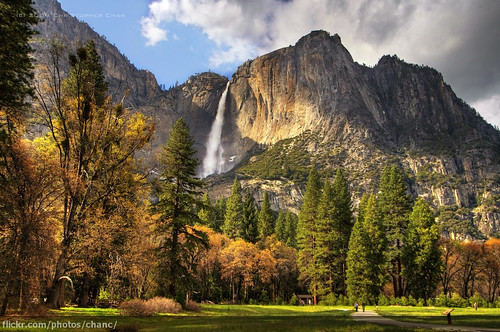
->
[375, 305, 500, 329]
[1, 305, 421, 332]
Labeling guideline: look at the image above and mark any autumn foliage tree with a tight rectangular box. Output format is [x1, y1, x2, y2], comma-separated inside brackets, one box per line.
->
[34, 40, 154, 308]
[0, 140, 58, 315]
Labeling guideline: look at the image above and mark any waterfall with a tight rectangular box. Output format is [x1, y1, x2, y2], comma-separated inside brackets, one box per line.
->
[201, 82, 230, 178]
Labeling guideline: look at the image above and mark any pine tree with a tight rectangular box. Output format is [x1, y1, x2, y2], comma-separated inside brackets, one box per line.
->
[275, 211, 287, 242]
[331, 169, 353, 295]
[402, 199, 442, 301]
[297, 168, 322, 304]
[242, 189, 259, 243]
[198, 193, 216, 227]
[0, 1, 40, 314]
[0, 0, 39, 127]
[357, 193, 370, 224]
[284, 212, 298, 248]
[378, 165, 412, 297]
[212, 197, 226, 232]
[223, 178, 243, 239]
[316, 179, 336, 295]
[258, 191, 274, 238]
[346, 194, 385, 304]
[155, 118, 208, 299]
[315, 169, 353, 296]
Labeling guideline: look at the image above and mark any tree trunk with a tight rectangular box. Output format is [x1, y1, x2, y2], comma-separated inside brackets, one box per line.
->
[0, 294, 10, 316]
[46, 249, 68, 308]
[78, 272, 90, 307]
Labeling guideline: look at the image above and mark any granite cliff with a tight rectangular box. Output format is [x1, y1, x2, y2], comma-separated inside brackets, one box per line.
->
[31, 1, 500, 238]
[32, 0, 228, 163]
[215, 31, 500, 239]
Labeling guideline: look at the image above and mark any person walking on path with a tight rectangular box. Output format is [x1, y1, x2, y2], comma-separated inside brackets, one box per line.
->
[354, 302, 359, 312]
[361, 301, 365, 312]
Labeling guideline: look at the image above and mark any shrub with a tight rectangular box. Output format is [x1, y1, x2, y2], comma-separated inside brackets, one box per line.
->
[259, 290, 269, 304]
[416, 298, 425, 307]
[119, 299, 151, 316]
[273, 296, 285, 305]
[468, 295, 487, 308]
[377, 294, 389, 306]
[336, 294, 348, 306]
[148, 297, 182, 314]
[175, 291, 186, 308]
[289, 294, 299, 306]
[407, 295, 417, 306]
[184, 300, 201, 312]
[318, 293, 336, 306]
[119, 297, 182, 316]
[434, 294, 449, 307]
[449, 293, 468, 308]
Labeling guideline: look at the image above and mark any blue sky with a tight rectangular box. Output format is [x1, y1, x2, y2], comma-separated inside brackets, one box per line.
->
[57, 0, 234, 87]
[57, 0, 500, 127]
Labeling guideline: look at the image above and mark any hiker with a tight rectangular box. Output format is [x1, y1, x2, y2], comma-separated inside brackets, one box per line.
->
[474, 302, 478, 311]
[354, 302, 359, 312]
[361, 301, 365, 312]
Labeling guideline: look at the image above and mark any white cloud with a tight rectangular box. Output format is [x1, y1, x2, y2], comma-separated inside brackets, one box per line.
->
[141, 16, 167, 46]
[472, 95, 500, 128]
[140, 0, 471, 68]
[141, 0, 500, 123]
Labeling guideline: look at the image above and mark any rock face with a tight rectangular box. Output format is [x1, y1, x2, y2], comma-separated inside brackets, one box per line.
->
[32, 0, 228, 164]
[31, 2, 500, 238]
[215, 31, 500, 238]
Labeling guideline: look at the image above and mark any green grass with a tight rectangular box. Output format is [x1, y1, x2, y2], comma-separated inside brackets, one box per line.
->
[2, 305, 423, 331]
[376, 305, 500, 329]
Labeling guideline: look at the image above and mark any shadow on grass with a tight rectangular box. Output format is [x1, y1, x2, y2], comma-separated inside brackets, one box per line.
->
[114, 314, 424, 332]
[379, 314, 500, 329]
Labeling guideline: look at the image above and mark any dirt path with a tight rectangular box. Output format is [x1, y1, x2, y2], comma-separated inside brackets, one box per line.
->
[352, 310, 500, 331]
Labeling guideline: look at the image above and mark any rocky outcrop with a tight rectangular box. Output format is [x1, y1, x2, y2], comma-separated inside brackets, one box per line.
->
[30, 2, 500, 238]
[32, 0, 228, 165]
[216, 31, 500, 238]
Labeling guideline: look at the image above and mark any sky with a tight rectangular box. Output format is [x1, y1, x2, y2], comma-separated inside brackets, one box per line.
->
[57, 0, 500, 127]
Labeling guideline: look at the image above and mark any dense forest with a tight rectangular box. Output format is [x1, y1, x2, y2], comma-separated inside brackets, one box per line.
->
[1, 1, 499, 316]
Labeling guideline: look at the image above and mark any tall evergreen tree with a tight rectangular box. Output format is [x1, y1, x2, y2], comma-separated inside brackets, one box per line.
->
[155, 118, 208, 299]
[378, 165, 412, 297]
[297, 168, 322, 304]
[331, 168, 353, 296]
[275, 211, 287, 242]
[357, 193, 370, 224]
[242, 189, 259, 243]
[0, 0, 39, 128]
[316, 179, 336, 295]
[346, 194, 386, 304]
[212, 197, 226, 232]
[402, 199, 442, 301]
[284, 212, 298, 248]
[223, 178, 243, 239]
[0, 1, 40, 314]
[258, 191, 274, 238]
[198, 193, 216, 227]
[276, 211, 298, 247]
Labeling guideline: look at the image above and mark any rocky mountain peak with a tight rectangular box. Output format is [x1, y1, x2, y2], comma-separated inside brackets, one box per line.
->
[27, 3, 500, 238]
[296, 30, 341, 45]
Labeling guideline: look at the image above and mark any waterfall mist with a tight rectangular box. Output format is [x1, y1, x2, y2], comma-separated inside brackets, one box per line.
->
[201, 82, 230, 178]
